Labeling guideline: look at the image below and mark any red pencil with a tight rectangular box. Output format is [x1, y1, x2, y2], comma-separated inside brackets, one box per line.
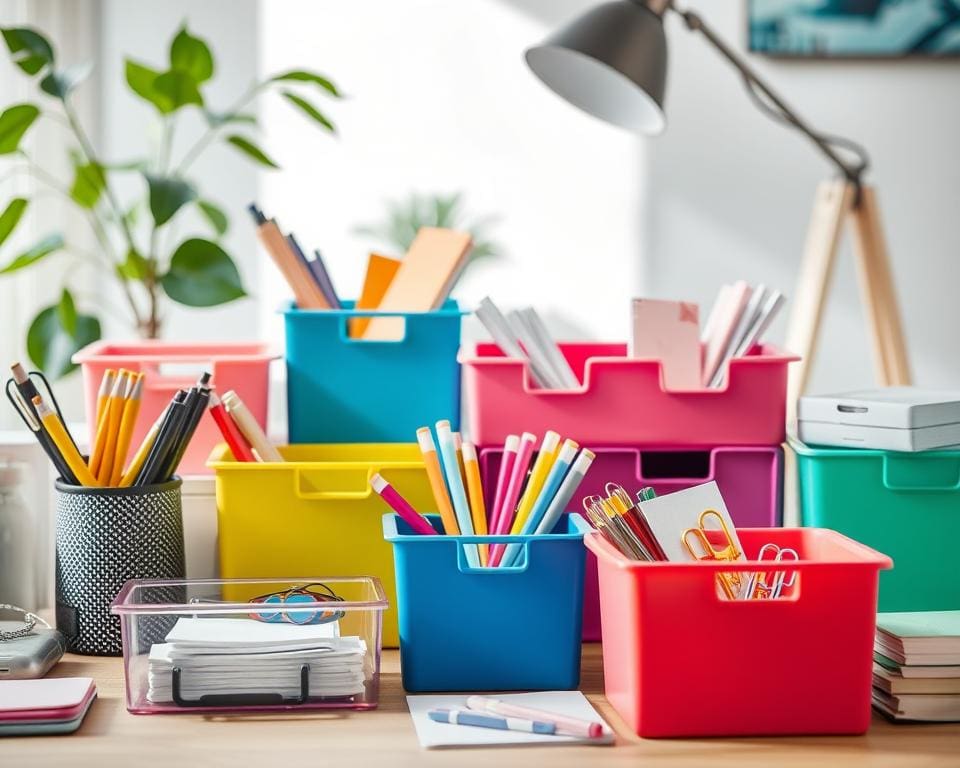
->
[209, 392, 257, 462]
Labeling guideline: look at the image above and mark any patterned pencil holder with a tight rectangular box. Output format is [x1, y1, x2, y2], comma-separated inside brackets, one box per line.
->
[55, 478, 186, 655]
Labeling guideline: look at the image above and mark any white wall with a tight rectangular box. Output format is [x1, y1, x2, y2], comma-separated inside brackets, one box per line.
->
[258, 0, 644, 345]
[641, 2, 960, 393]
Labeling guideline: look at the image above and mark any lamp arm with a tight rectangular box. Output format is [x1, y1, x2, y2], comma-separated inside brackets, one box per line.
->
[666, 4, 868, 187]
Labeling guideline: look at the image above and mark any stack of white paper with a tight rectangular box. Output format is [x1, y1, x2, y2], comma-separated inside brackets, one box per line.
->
[147, 618, 368, 703]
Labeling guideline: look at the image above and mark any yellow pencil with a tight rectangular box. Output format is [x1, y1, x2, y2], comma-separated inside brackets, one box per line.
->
[96, 371, 130, 486]
[461, 441, 488, 565]
[94, 369, 116, 431]
[416, 427, 459, 535]
[119, 409, 165, 488]
[511, 430, 561, 534]
[33, 395, 97, 487]
[110, 373, 144, 486]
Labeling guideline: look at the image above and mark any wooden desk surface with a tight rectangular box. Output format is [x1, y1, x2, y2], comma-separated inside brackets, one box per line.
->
[6, 645, 959, 767]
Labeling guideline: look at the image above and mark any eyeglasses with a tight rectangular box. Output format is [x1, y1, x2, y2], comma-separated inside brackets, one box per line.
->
[248, 583, 345, 626]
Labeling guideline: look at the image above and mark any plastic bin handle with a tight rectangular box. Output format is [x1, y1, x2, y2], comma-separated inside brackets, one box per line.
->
[294, 467, 373, 500]
[456, 539, 530, 574]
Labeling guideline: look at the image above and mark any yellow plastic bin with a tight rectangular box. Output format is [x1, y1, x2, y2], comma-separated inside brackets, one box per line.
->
[209, 443, 433, 647]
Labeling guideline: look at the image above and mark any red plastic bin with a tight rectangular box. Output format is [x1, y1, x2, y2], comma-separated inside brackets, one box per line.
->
[73, 341, 276, 475]
[461, 342, 798, 447]
[478, 445, 783, 641]
[585, 526, 891, 738]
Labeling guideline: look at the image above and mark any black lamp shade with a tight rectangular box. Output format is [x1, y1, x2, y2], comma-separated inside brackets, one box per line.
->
[525, 0, 668, 134]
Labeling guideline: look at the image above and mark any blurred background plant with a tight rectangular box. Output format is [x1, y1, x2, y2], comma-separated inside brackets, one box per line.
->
[354, 191, 502, 262]
[0, 23, 340, 377]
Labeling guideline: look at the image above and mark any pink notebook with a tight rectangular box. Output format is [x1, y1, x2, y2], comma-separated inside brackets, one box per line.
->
[0, 677, 96, 722]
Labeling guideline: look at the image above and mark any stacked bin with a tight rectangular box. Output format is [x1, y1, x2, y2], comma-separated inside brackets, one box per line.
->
[210, 301, 466, 647]
[462, 341, 798, 640]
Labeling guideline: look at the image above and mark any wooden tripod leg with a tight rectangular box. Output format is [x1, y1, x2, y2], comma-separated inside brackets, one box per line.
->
[785, 180, 854, 421]
[849, 185, 912, 386]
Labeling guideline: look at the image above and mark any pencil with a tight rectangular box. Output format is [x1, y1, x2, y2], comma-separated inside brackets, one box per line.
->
[110, 373, 144, 486]
[94, 369, 116, 431]
[221, 390, 281, 462]
[416, 427, 459, 535]
[33, 395, 97, 487]
[461, 441, 488, 565]
[96, 370, 130, 486]
[119, 408, 166, 487]
[510, 431, 560, 534]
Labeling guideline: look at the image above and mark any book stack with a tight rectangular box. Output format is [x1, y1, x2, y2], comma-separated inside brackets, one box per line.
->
[872, 611, 960, 722]
[147, 618, 369, 704]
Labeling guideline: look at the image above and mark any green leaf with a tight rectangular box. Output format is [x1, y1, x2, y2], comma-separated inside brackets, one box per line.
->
[0, 233, 63, 274]
[146, 174, 197, 226]
[102, 158, 148, 171]
[169, 25, 213, 84]
[197, 200, 228, 237]
[26, 303, 101, 379]
[39, 61, 93, 99]
[117, 248, 149, 280]
[225, 135, 279, 168]
[124, 59, 174, 114]
[270, 69, 341, 97]
[161, 238, 246, 307]
[281, 90, 335, 133]
[69, 161, 106, 209]
[2, 28, 55, 76]
[203, 109, 257, 128]
[0, 198, 28, 247]
[0, 103, 40, 155]
[154, 70, 203, 110]
[57, 287, 77, 336]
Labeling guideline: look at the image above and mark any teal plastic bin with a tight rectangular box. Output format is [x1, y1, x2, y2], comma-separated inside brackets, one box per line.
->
[284, 300, 464, 443]
[383, 513, 588, 692]
[793, 440, 960, 612]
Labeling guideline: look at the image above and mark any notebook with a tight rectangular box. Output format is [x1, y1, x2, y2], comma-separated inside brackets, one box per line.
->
[630, 298, 701, 390]
[873, 689, 960, 722]
[406, 691, 614, 748]
[874, 652, 960, 679]
[361, 227, 472, 340]
[873, 663, 960, 695]
[876, 611, 960, 662]
[0, 677, 96, 722]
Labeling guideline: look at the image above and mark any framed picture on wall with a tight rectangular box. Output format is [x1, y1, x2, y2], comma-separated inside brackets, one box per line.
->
[748, 0, 960, 57]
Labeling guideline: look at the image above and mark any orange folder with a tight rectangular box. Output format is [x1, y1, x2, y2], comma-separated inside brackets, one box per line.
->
[349, 253, 402, 338]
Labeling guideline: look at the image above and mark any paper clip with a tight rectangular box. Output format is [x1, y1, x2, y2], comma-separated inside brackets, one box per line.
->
[681, 509, 744, 600]
[604, 482, 634, 514]
[746, 543, 799, 600]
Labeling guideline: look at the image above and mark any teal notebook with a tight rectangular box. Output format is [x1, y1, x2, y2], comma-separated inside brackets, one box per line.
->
[876, 611, 960, 664]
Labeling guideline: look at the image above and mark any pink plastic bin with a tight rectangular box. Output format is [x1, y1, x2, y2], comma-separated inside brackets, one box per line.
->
[461, 342, 798, 447]
[73, 341, 276, 475]
[478, 445, 783, 640]
[587, 527, 891, 738]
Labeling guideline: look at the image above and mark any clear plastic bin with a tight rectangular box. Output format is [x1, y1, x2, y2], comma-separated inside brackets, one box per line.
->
[110, 577, 386, 714]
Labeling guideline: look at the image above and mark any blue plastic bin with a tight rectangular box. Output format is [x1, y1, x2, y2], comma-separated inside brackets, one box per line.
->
[383, 513, 588, 692]
[284, 300, 464, 443]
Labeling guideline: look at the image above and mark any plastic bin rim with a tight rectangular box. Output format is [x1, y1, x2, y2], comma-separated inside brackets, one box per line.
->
[72, 339, 279, 364]
[583, 527, 893, 571]
[789, 436, 960, 459]
[382, 512, 588, 543]
[110, 576, 389, 614]
[206, 442, 426, 469]
[281, 298, 466, 318]
[459, 342, 799, 395]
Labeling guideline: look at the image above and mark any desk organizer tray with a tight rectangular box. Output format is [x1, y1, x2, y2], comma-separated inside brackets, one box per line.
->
[461, 342, 797, 446]
[209, 443, 435, 647]
[284, 300, 464, 443]
[586, 526, 890, 738]
[478, 445, 783, 640]
[110, 577, 386, 714]
[383, 513, 587, 693]
[794, 440, 960, 612]
[73, 341, 276, 475]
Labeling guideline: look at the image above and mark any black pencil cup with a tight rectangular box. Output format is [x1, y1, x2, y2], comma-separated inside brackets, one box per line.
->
[55, 478, 186, 655]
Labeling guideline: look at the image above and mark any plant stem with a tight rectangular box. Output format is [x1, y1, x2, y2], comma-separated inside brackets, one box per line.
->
[174, 80, 264, 173]
[159, 117, 175, 174]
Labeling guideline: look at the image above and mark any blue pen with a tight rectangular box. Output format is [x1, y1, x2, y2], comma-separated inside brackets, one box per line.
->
[435, 420, 480, 568]
[428, 708, 557, 735]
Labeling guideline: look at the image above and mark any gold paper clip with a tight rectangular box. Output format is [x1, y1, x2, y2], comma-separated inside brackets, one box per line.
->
[681, 509, 744, 600]
[604, 482, 634, 515]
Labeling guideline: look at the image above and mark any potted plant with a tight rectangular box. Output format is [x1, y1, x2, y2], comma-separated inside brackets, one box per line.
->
[0, 24, 340, 377]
